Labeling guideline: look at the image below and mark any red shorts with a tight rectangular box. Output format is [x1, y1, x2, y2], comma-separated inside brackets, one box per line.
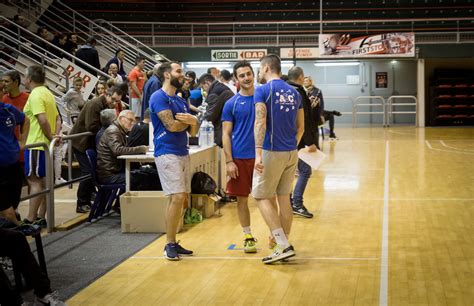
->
[226, 158, 255, 197]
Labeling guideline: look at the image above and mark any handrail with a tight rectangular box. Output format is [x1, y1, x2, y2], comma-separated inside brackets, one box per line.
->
[47, 132, 93, 232]
[25, 0, 167, 70]
[324, 96, 355, 126]
[93, 18, 171, 62]
[353, 96, 387, 127]
[386, 95, 418, 127]
[0, 17, 111, 80]
[0, 31, 71, 93]
[19, 142, 53, 232]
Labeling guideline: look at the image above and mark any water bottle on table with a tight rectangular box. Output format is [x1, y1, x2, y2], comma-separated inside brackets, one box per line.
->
[206, 121, 214, 146]
[199, 120, 208, 147]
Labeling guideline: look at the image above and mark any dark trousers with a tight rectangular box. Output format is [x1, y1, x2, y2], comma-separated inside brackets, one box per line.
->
[0, 228, 51, 304]
[323, 111, 335, 136]
[74, 148, 94, 207]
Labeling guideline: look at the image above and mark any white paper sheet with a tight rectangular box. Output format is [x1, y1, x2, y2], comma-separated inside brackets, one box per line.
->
[298, 148, 326, 170]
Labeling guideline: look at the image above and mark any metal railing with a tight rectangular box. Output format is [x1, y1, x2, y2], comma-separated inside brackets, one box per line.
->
[353, 96, 387, 127]
[11, 0, 167, 71]
[324, 96, 355, 126]
[386, 95, 418, 127]
[1, 16, 110, 81]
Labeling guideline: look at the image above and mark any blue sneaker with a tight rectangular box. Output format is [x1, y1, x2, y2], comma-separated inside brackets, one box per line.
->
[174, 241, 193, 256]
[164, 243, 181, 261]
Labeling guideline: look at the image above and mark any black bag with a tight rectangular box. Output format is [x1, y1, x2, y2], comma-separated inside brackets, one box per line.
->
[191, 171, 217, 195]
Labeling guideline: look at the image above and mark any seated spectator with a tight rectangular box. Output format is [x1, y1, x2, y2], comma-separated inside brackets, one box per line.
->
[128, 108, 150, 147]
[95, 82, 107, 98]
[322, 110, 342, 140]
[32, 27, 52, 60]
[108, 63, 123, 85]
[96, 109, 117, 145]
[106, 49, 127, 80]
[64, 33, 78, 55]
[0, 227, 65, 305]
[51, 33, 67, 58]
[96, 110, 148, 185]
[62, 77, 85, 120]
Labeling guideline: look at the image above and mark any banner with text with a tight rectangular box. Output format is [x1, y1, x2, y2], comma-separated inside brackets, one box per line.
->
[319, 33, 415, 58]
[280, 47, 319, 59]
[211, 49, 267, 61]
[56, 58, 99, 99]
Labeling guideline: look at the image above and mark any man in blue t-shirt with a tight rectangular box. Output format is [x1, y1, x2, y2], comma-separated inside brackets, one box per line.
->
[221, 61, 257, 253]
[149, 62, 199, 261]
[252, 54, 305, 264]
[0, 102, 29, 224]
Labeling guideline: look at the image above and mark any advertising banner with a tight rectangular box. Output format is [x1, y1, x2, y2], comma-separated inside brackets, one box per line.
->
[280, 47, 319, 59]
[211, 49, 267, 61]
[56, 58, 99, 99]
[319, 33, 415, 58]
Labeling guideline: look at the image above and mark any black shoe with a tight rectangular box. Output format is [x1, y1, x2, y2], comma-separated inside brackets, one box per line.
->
[76, 204, 91, 214]
[173, 241, 193, 256]
[292, 205, 314, 218]
[15, 224, 41, 236]
[332, 110, 342, 116]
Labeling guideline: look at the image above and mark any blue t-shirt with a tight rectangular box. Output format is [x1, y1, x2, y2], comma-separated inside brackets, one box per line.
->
[221, 93, 255, 159]
[149, 89, 189, 157]
[0, 102, 25, 166]
[254, 79, 302, 151]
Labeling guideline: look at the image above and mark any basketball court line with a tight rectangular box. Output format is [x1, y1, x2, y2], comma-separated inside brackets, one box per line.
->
[130, 255, 379, 261]
[425, 140, 474, 155]
[379, 140, 389, 306]
[439, 140, 474, 152]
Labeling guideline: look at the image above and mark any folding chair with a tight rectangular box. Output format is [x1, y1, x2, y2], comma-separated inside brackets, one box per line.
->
[85, 149, 125, 222]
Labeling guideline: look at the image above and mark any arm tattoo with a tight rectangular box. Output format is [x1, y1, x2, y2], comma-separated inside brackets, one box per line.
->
[254, 103, 267, 147]
[158, 110, 175, 131]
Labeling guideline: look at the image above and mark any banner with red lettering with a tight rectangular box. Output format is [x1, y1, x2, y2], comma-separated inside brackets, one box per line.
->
[319, 33, 415, 58]
[57, 58, 98, 99]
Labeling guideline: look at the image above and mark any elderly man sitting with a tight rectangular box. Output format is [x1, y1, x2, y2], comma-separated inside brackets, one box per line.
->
[97, 110, 148, 185]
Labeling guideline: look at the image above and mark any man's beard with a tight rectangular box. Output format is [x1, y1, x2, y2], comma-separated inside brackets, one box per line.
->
[257, 74, 267, 84]
[171, 76, 183, 89]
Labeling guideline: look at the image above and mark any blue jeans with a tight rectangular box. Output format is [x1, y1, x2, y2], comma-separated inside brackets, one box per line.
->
[292, 159, 312, 207]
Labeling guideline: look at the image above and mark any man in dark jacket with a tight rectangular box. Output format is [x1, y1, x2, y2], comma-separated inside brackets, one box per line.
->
[97, 110, 148, 184]
[287, 66, 319, 218]
[70, 86, 123, 213]
[75, 36, 101, 76]
[105, 49, 127, 80]
[199, 73, 234, 147]
[304, 76, 325, 145]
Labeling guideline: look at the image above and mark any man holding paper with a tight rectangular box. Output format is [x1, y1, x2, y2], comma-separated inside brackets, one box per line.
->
[287, 67, 320, 218]
[252, 54, 304, 264]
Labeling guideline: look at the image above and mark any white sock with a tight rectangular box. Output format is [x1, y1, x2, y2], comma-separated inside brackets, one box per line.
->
[242, 226, 251, 235]
[271, 228, 289, 247]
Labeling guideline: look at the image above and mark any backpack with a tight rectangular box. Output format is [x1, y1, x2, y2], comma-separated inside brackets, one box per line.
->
[191, 171, 217, 195]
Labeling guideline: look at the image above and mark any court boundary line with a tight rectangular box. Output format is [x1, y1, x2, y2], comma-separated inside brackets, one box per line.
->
[379, 140, 389, 306]
[130, 256, 379, 261]
[425, 140, 474, 155]
[440, 140, 474, 152]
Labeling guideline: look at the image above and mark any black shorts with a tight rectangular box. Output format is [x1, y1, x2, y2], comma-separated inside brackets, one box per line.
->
[0, 162, 24, 211]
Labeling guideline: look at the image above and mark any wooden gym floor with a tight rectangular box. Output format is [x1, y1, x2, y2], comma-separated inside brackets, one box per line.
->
[66, 127, 473, 306]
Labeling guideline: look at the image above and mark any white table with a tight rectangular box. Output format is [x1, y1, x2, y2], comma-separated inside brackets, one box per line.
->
[118, 145, 219, 192]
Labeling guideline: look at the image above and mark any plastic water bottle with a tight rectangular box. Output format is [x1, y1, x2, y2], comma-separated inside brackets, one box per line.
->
[199, 120, 208, 147]
[206, 121, 214, 146]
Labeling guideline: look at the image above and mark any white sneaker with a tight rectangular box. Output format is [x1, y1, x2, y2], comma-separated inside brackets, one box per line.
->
[36, 291, 66, 305]
[262, 244, 295, 264]
[55, 177, 67, 185]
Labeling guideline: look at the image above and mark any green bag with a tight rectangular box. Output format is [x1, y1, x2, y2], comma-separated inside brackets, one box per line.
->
[184, 207, 203, 224]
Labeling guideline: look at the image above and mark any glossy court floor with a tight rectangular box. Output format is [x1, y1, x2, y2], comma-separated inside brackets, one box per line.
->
[23, 127, 473, 306]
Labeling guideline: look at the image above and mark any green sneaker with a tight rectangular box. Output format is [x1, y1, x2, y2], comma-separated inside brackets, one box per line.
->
[243, 234, 257, 253]
[33, 217, 47, 228]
